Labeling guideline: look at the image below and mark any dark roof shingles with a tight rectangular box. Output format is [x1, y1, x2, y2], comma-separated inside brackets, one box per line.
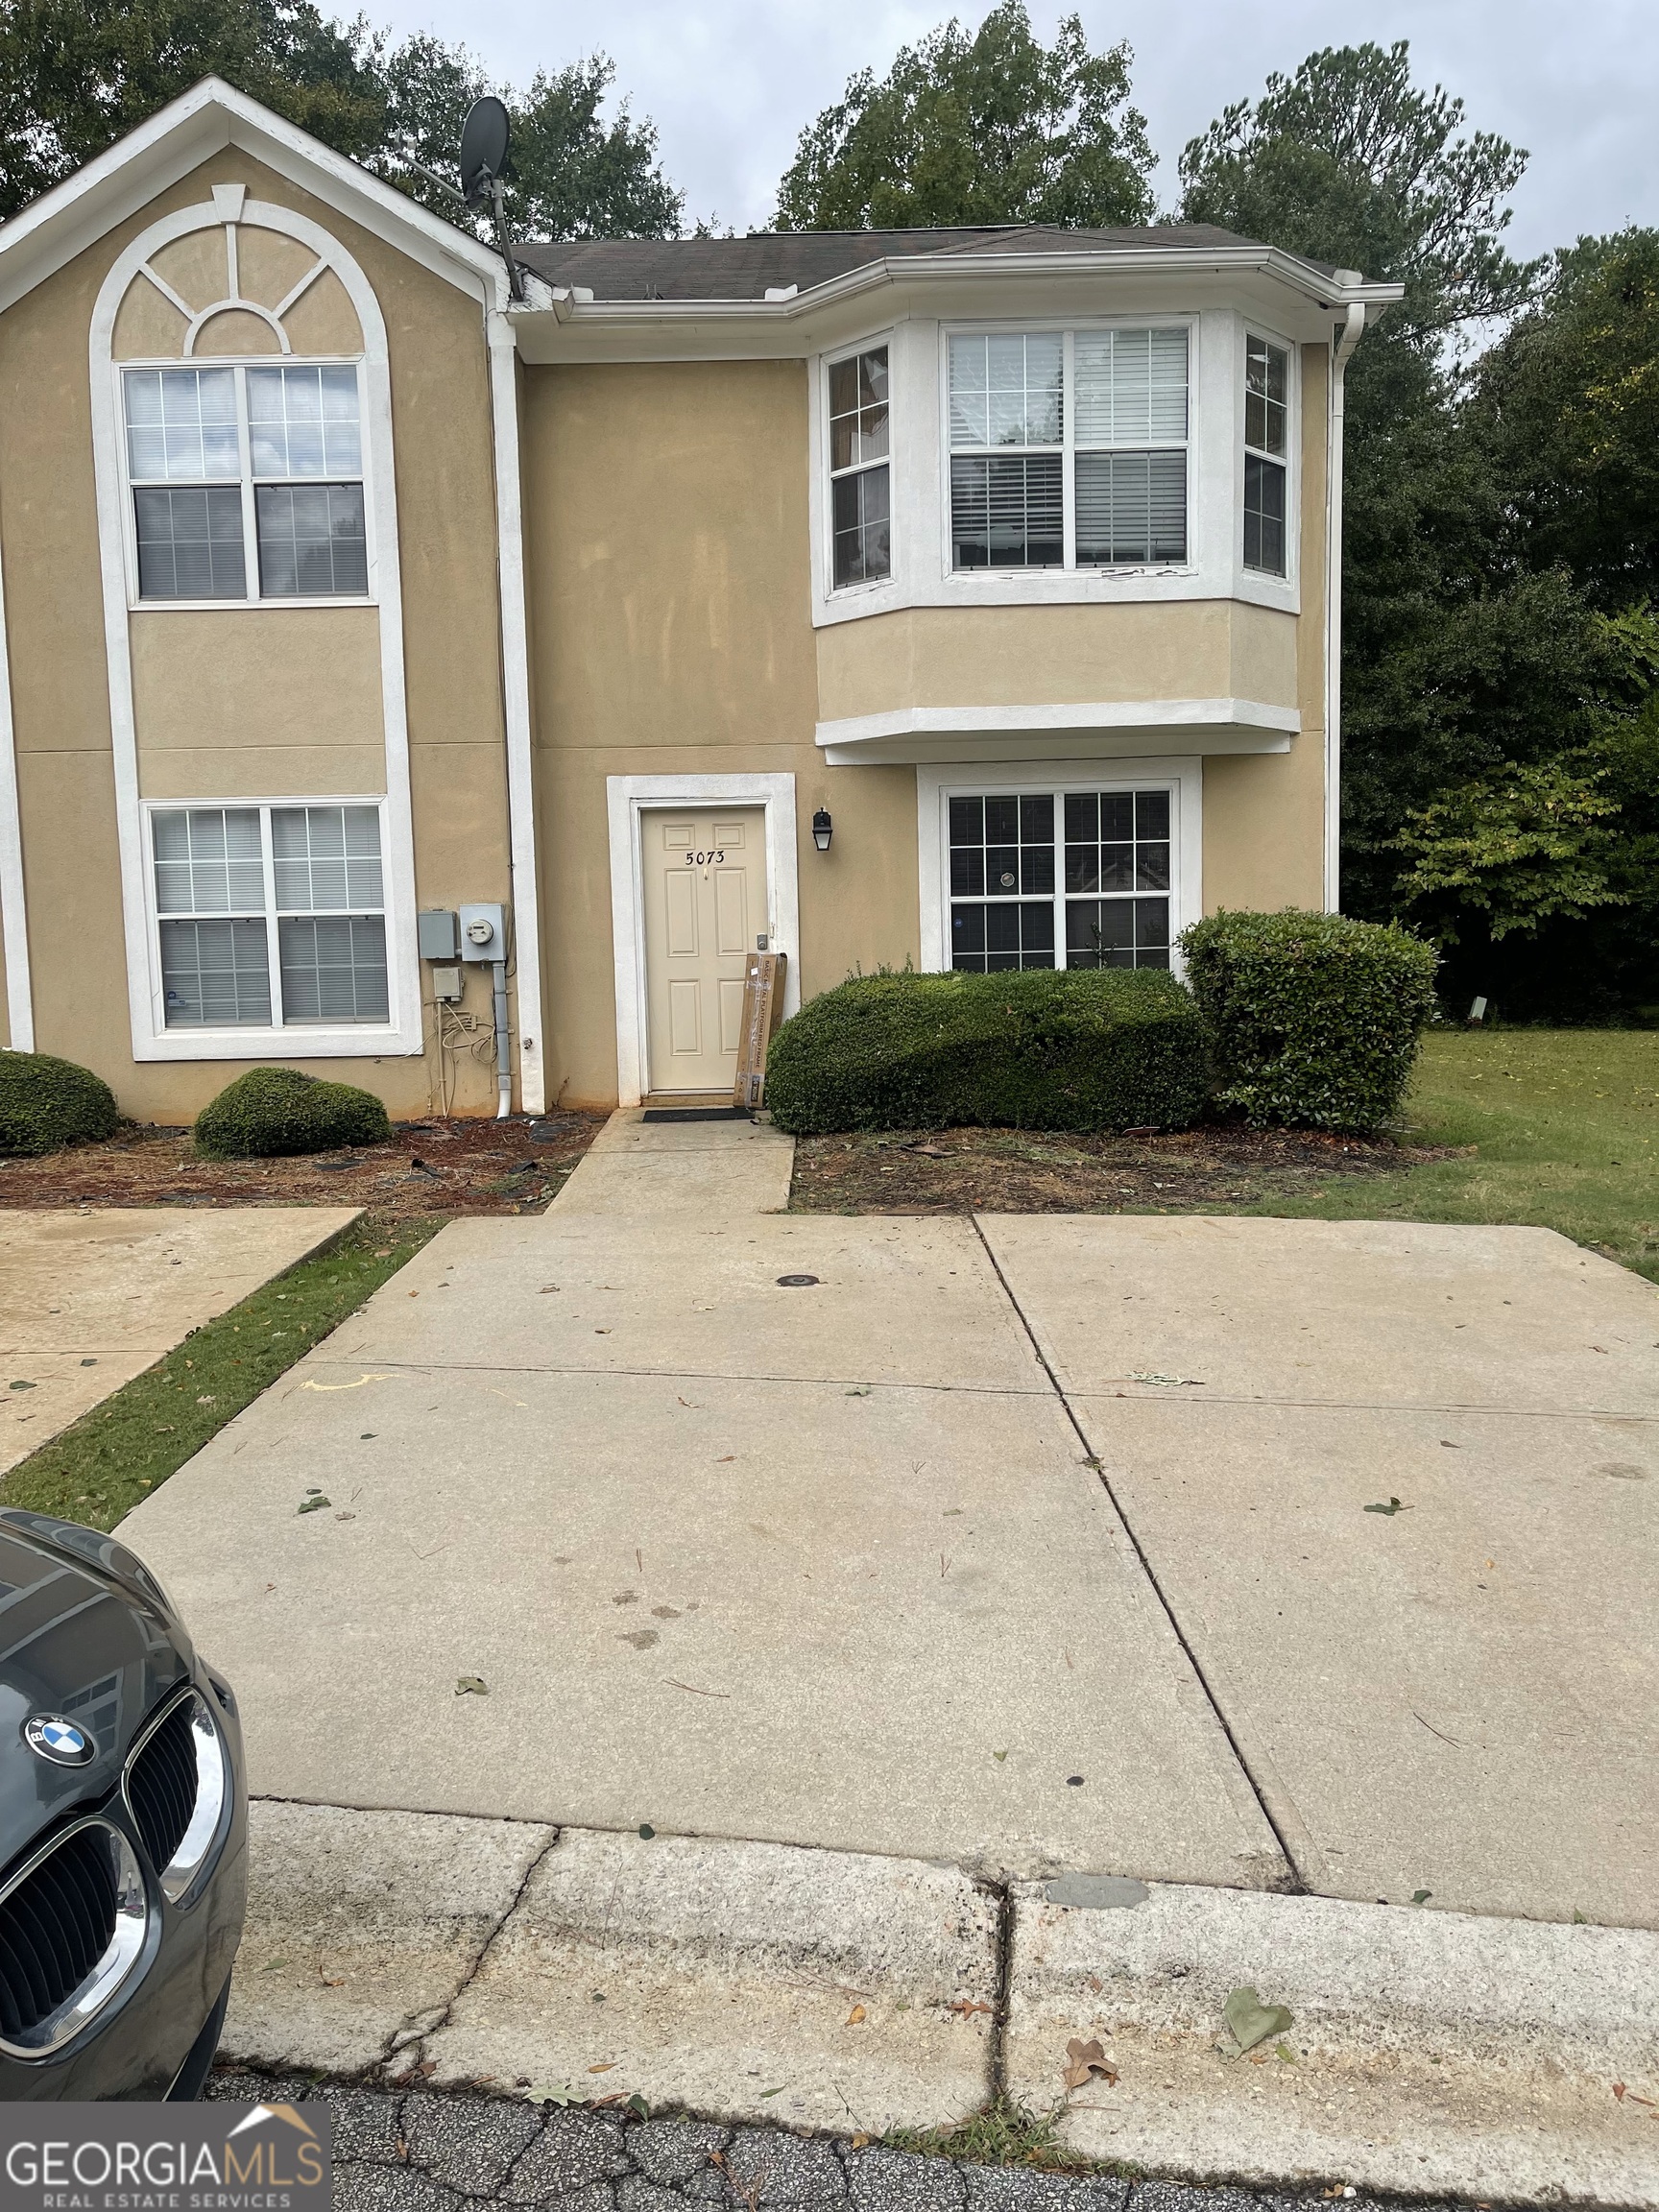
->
[514, 223, 1327, 302]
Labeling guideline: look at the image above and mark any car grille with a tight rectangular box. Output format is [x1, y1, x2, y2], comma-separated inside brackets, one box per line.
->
[124, 1688, 228, 1905]
[0, 1822, 145, 2054]
[127, 1695, 199, 1875]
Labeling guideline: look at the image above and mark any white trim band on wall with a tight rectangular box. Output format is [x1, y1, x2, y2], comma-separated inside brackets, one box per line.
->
[606, 773, 800, 1109]
[0, 527, 33, 1050]
[487, 313, 545, 1118]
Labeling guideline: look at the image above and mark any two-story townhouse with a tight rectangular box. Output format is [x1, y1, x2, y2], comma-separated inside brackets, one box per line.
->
[0, 80, 1399, 1119]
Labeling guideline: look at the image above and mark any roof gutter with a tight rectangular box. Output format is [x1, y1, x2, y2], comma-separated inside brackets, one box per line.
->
[526, 249, 1402, 331]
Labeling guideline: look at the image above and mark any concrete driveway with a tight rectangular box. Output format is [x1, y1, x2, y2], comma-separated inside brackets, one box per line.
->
[120, 1125, 1658, 1932]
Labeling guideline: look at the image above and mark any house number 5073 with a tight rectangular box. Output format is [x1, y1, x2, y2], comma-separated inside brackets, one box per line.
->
[685, 850, 725, 866]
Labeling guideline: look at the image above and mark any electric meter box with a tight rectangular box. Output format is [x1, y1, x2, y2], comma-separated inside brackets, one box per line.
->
[418, 909, 459, 961]
[458, 902, 507, 963]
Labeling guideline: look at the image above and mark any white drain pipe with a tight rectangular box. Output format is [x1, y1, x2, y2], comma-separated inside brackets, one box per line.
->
[1325, 297, 1368, 915]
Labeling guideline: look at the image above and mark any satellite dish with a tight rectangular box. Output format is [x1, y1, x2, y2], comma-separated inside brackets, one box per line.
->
[459, 96, 510, 206]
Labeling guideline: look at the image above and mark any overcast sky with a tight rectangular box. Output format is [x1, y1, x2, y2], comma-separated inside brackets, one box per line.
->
[373, 0, 1656, 259]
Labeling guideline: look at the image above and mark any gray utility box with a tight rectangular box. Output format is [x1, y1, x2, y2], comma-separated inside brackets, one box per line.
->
[418, 909, 460, 961]
[458, 902, 507, 963]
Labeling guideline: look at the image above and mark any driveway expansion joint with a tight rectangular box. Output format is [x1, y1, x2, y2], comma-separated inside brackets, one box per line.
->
[966, 1217, 1303, 1898]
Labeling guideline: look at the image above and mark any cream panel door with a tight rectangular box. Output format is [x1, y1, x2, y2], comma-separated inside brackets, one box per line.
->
[641, 808, 768, 1093]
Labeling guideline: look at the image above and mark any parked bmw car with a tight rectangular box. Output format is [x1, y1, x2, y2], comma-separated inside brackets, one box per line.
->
[0, 1507, 246, 2100]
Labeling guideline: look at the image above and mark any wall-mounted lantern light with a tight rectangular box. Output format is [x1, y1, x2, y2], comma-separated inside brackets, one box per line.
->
[811, 807, 833, 853]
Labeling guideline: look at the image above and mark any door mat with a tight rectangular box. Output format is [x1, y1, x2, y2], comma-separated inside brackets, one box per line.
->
[639, 1107, 754, 1123]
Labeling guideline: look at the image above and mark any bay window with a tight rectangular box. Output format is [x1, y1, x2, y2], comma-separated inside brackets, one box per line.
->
[948, 327, 1189, 571]
[153, 803, 388, 1028]
[1243, 334, 1289, 575]
[124, 363, 368, 604]
[949, 786, 1172, 971]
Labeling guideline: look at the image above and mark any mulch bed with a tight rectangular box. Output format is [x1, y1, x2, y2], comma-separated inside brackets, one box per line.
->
[789, 1122, 1458, 1214]
[0, 1112, 608, 1221]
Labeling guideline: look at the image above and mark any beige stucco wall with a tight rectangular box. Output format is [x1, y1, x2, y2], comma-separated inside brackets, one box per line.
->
[816, 598, 1301, 721]
[0, 148, 516, 1121]
[523, 357, 922, 1110]
[525, 345, 1334, 1110]
[1201, 343, 1329, 913]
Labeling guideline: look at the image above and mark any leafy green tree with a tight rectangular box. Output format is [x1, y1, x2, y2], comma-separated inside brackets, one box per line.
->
[1177, 43, 1579, 926]
[0, 0, 683, 239]
[774, 2, 1154, 232]
[1391, 758, 1623, 945]
[0, 0, 382, 218]
[1467, 228, 1659, 612]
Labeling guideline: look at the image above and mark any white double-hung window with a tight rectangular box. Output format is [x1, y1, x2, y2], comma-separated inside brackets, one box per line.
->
[948, 327, 1190, 571]
[1242, 334, 1290, 576]
[828, 345, 892, 588]
[152, 803, 388, 1029]
[123, 363, 368, 603]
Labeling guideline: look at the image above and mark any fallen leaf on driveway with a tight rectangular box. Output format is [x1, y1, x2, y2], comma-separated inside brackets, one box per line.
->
[297, 1497, 331, 1515]
[456, 1675, 488, 1695]
[1061, 2037, 1118, 2090]
[950, 1999, 993, 2017]
[588, 2063, 616, 2074]
[846, 2006, 867, 2026]
[1614, 2082, 1659, 2108]
[1127, 1372, 1206, 1386]
[1223, 1986, 1294, 2056]
[319, 1971, 345, 1988]
[1364, 1498, 1411, 1515]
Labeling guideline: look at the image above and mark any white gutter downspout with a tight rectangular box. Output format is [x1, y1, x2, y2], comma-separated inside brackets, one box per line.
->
[0, 526, 34, 1050]
[1324, 297, 1367, 914]
[486, 306, 547, 1117]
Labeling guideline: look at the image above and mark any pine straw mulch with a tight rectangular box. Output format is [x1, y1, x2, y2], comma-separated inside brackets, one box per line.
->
[788, 1120, 1460, 1214]
[0, 1111, 608, 1221]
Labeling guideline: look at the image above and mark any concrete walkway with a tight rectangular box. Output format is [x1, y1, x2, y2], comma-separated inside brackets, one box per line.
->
[115, 1118, 1659, 2198]
[0, 1205, 360, 1471]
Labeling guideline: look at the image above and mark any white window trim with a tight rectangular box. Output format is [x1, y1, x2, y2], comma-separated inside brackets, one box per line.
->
[820, 331, 896, 603]
[606, 773, 800, 1107]
[938, 320, 1196, 582]
[916, 757, 1203, 976]
[1237, 321, 1300, 600]
[114, 354, 377, 613]
[89, 191, 421, 1063]
[136, 793, 415, 1059]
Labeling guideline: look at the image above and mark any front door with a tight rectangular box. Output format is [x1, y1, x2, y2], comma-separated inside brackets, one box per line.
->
[641, 806, 768, 1094]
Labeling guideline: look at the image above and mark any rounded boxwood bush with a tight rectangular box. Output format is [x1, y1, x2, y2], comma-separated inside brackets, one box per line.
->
[193, 1066, 392, 1159]
[764, 968, 1209, 1136]
[1178, 908, 1439, 1132]
[0, 1049, 119, 1155]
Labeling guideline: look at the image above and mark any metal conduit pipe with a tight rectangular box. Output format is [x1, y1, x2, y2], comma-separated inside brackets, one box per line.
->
[492, 958, 511, 1118]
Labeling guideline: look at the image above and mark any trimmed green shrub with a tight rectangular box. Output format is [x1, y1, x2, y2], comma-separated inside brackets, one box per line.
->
[764, 968, 1209, 1135]
[1178, 908, 1439, 1132]
[0, 1050, 119, 1155]
[194, 1067, 392, 1159]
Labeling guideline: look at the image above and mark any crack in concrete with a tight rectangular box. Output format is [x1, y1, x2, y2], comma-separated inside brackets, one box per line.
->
[376, 1825, 565, 2081]
[968, 1215, 1305, 1896]
[314, 1357, 1053, 1399]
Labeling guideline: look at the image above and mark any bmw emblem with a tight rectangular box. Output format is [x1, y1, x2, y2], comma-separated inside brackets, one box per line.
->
[22, 1715, 93, 1767]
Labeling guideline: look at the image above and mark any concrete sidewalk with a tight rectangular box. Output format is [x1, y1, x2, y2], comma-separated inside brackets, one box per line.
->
[0, 1204, 360, 1470]
[116, 1117, 1659, 2197]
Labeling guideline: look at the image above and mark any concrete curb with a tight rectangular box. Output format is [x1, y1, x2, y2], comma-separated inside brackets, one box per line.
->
[1007, 1876, 1659, 2205]
[222, 1802, 1659, 2206]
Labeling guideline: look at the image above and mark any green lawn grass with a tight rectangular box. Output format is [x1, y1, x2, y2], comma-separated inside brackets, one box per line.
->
[1246, 1027, 1659, 1283]
[0, 1214, 442, 1533]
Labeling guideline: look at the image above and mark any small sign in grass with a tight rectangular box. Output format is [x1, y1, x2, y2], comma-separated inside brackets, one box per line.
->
[0, 1214, 441, 1533]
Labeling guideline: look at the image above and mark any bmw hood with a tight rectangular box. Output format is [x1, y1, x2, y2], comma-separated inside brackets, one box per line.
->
[0, 1511, 190, 1875]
